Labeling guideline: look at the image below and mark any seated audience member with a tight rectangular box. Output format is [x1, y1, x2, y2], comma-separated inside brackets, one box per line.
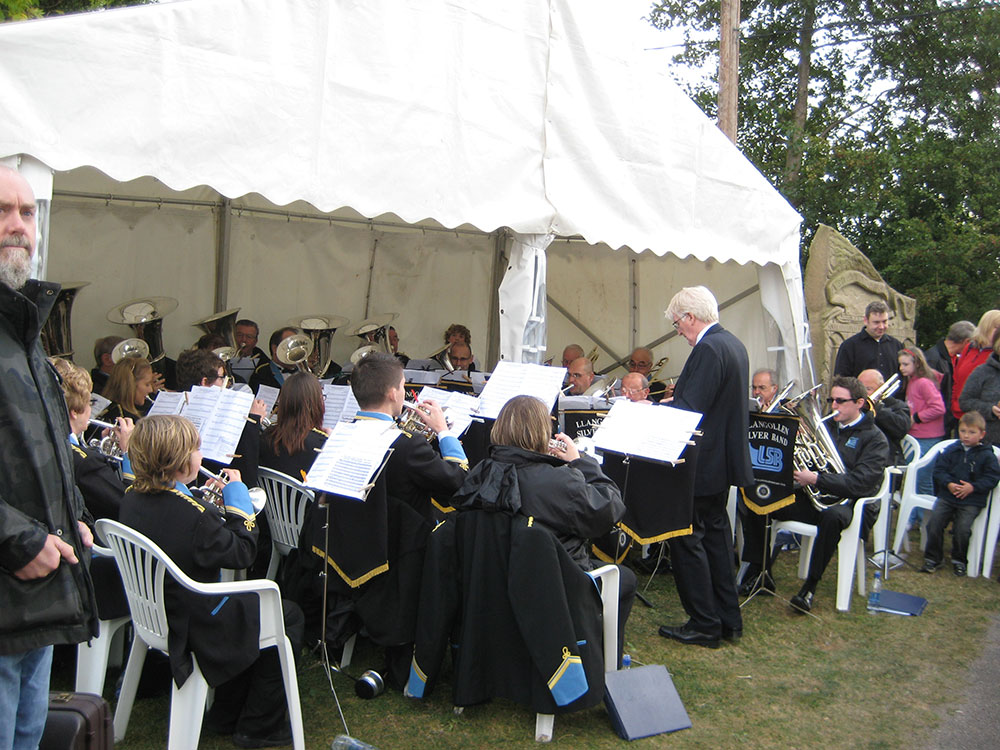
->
[858, 368, 911, 464]
[627, 347, 669, 402]
[740, 377, 889, 610]
[450, 395, 635, 659]
[925, 320, 974, 435]
[231, 319, 271, 384]
[260, 372, 328, 481]
[958, 334, 1000, 448]
[99, 355, 155, 425]
[566, 357, 605, 397]
[620, 372, 652, 404]
[250, 327, 300, 391]
[751, 368, 780, 411]
[921, 411, 1000, 576]
[91, 335, 123, 395]
[119, 416, 304, 749]
[833, 300, 904, 382]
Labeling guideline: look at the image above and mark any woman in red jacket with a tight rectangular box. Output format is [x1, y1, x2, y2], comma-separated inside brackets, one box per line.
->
[951, 309, 1000, 421]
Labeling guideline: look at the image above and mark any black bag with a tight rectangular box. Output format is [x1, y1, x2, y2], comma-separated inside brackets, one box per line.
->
[39, 692, 112, 750]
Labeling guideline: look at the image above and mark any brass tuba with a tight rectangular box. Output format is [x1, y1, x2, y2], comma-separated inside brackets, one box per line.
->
[107, 297, 177, 363]
[191, 308, 241, 350]
[40, 281, 89, 360]
[274, 333, 314, 372]
[349, 313, 396, 366]
[288, 314, 349, 378]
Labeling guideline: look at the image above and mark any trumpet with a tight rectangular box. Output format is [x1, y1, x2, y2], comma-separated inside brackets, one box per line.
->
[87, 418, 124, 461]
[399, 401, 442, 441]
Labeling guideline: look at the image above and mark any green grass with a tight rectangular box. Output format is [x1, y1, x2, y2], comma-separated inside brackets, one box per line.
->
[55, 544, 1000, 749]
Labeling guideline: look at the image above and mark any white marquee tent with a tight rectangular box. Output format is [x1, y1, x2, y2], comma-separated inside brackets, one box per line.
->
[0, 0, 808, 384]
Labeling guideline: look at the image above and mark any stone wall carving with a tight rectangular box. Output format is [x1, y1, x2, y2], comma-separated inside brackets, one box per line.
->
[804, 224, 916, 386]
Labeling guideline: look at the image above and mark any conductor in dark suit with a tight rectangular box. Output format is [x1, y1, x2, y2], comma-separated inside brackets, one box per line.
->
[658, 286, 753, 648]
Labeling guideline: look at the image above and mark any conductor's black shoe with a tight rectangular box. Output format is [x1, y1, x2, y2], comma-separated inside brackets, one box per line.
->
[789, 588, 814, 613]
[721, 626, 742, 643]
[232, 726, 294, 748]
[658, 624, 720, 649]
[954, 562, 967, 576]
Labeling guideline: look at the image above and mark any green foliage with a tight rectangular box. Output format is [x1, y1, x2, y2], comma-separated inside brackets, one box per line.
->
[648, 1, 1000, 346]
[1, 0, 150, 21]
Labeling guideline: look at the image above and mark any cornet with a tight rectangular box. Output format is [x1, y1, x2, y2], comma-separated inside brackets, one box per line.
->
[87, 418, 124, 461]
[197, 466, 266, 513]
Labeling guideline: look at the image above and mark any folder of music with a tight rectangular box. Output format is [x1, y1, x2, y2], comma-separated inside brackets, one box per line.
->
[604, 664, 691, 740]
[866, 590, 928, 616]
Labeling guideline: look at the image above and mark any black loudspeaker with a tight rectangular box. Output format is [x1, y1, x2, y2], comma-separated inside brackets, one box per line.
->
[603, 665, 691, 740]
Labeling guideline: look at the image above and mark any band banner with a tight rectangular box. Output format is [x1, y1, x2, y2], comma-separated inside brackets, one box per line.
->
[742, 412, 799, 515]
[561, 409, 609, 440]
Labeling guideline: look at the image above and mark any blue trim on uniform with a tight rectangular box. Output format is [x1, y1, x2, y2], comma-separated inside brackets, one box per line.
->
[406, 657, 427, 698]
[438, 435, 467, 463]
[210, 596, 230, 616]
[69, 433, 80, 445]
[121, 453, 134, 478]
[221, 481, 254, 517]
[270, 361, 286, 386]
[548, 650, 588, 706]
[173, 481, 195, 497]
[356, 410, 394, 422]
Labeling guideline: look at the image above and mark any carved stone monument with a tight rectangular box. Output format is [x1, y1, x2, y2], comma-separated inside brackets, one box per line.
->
[804, 224, 916, 387]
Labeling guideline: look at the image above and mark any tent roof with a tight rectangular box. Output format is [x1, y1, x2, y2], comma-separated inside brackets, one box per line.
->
[0, 0, 801, 265]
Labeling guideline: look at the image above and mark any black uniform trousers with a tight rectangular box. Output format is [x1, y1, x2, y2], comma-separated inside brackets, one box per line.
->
[668, 490, 741, 636]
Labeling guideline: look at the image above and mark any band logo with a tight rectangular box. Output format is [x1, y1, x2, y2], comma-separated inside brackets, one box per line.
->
[562, 410, 608, 440]
[744, 413, 798, 514]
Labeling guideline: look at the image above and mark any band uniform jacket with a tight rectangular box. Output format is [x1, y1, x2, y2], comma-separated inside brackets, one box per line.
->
[408, 511, 605, 714]
[260, 427, 328, 483]
[305, 416, 467, 647]
[671, 324, 754, 495]
[118, 483, 261, 687]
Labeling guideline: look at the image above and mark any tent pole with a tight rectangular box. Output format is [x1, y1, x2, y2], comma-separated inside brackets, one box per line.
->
[363, 237, 379, 318]
[629, 256, 638, 351]
[485, 230, 507, 369]
[546, 294, 624, 367]
[213, 197, 232, 311]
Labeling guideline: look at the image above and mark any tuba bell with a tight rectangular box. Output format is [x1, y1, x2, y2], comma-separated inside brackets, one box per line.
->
[40, 281, 89, 360]
[348, 313, 397, 366]
[191, 308, 241, 350]
[288, 314, 349, 378]
[107, 297, 177, 363]
[274, 333, 314, 372]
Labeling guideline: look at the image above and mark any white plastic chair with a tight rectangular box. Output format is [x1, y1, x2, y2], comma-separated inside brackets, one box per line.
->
[964, 446, 1000, 577]
[534, 564, 619, 742]
[258, 467, 316, 581]
[771, 469, 893, 612]
[870, 436, 920, 558]
[75, 544, 131, 696]
[892, 440, 957, 556]
[96, 519, 305, 750]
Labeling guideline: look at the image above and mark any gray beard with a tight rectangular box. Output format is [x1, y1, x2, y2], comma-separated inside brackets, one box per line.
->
[0, 246, 32, 290]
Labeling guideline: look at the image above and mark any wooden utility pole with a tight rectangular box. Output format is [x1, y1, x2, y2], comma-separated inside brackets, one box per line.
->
[718, 0, 740, 143]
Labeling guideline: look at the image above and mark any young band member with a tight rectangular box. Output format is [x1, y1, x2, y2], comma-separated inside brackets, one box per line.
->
[101, 355, 155, 422]
[119, 415, 304, 748]
[307, 353, 468, 689]
[260, 371, 328, 481]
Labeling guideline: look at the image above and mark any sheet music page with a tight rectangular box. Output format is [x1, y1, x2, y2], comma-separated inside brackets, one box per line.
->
[181, 386, 220, 433]
[476, 362, 566, 419]
[403, 368, 440, 384]
[199, 387, 255, 464]
[305, 419, 400, 500]
[255, 384, 280, 415]
[321, 384, 360, 431]
[89, 392, 112, 416]
[593, 401, 703, 464]
[416, 387, 480, 435]
[145, 390, 186, 416]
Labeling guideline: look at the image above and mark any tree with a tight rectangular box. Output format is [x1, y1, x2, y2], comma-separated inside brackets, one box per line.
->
[648, 1, 1000, 346]
[1, 0, 150, 21]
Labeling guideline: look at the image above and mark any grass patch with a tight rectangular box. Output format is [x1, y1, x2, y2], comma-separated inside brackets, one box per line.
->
[54, 543, 1000, 749]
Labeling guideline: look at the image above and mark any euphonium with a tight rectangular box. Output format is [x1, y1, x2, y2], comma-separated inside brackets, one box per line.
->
[288, 314, 349, 377]
[192, 308, 241, 350]
[40, 281, 89, 360]
[111, 337, 150, 364]
[274, 333, 314, 372]
[783, 386, 850, 511]
[107, 297, 176, 363]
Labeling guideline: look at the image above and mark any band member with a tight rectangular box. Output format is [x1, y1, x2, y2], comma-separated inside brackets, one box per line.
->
[751, 368, 780, 411]
[566, 357, 604, 397]
[260, 371, 328, 480]
[620, 372, 651, 403]
[658, 286, 753, 648]
[231, 319, 271, 384]
[627, 347, 669, 402]
[90, 335, 123, 395]
[100, 355, 155, 424]
[249, 327, 299, 391]
[388, 326, 409, 367]
[561, 344, 584, 369]
[312, 353, 468, 689]
[119, 416, 304, 748]
[447, 342, 475, 372]
[857, 368, 911, 464]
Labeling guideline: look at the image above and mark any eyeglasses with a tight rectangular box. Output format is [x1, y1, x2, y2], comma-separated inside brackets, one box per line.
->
[627, 360, 652, 369]
[826, 397, 855, 404]
[622, 388, 648, 396]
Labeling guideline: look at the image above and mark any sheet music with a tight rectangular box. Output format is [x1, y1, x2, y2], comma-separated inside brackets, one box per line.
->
[181, 387, 218, 433]
[476, 362, 567, 419]
[199, 388, 254, 464]
[322, 384, 361, 431]
[89, 392, 112, 416]
[255, 384, 280, 415]
[145, 390, 185, 416]
[305, 419, 400, 500]
[593, 401, 702, 464]
[417, 387, 480, 435]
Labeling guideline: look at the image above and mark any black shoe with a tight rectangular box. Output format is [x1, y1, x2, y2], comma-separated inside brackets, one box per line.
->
[232, 727, 294, 749]
[658, 624, 720, 649]
[954, 562, 967, 576]
[721, 626, 742, 643]
[789, 589, 814, 613]
[739, 569, 776, 597]
[920, 559, 941, 574]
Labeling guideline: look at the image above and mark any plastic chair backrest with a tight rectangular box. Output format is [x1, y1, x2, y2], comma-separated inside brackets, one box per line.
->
[900, 435, 921, 465]
[258, 467, 316, 552]
[901, 439, 957, 497]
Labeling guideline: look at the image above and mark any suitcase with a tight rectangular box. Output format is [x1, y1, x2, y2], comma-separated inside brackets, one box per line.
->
[39, 691, 113, 750]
